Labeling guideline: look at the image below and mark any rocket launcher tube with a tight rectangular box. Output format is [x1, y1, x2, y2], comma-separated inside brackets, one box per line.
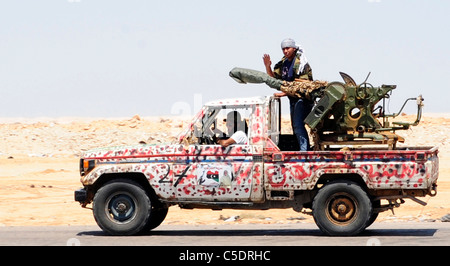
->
[229, 67, 283, 89]
[229, 67, 328, 100]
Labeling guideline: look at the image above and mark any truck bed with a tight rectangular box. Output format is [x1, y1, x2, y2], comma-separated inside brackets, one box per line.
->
[266, 142, 439, 193]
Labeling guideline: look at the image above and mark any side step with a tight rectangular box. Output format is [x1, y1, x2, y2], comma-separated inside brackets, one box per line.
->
[266, 190, 294, 201]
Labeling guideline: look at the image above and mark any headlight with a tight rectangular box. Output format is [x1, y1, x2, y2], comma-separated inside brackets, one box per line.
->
[80, 159, 96, 176]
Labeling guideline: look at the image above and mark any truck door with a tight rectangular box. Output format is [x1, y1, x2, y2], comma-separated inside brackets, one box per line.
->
[174, 105, 262, 202]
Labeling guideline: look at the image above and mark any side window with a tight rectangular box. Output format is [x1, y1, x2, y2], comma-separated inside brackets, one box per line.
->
[191, 106, 252, 145]
[213, 107, 251, 140]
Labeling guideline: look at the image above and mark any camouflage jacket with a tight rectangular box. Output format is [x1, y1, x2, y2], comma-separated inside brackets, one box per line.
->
[273, 51, 313, 81]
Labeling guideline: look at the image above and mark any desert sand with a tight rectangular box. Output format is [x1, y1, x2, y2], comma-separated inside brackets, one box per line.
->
[0, 113, 449, 227]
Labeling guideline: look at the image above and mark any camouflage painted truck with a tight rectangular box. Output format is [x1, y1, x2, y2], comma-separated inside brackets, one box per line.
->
[75, 70, 439, 236]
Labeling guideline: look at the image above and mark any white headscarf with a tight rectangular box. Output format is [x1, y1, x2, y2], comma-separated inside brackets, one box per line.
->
[281, 38, 309, 75]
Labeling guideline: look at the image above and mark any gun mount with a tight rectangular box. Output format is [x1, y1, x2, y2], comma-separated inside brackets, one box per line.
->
[229, 67, 424, 150]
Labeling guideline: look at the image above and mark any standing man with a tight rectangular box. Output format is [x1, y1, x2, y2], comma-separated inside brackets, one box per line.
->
[263, 38, 314, 151]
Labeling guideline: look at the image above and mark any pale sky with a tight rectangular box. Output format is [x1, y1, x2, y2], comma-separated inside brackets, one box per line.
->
[0, 0, 449, 117]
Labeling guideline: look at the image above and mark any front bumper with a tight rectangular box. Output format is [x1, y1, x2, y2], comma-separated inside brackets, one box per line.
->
[74, 188, 87, 203]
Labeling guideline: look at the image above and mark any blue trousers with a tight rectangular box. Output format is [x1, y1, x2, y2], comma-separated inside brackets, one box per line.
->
[289, 97, 314, 151]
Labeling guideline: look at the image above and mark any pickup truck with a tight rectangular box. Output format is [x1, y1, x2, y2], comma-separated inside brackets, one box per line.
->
[75, 95, 439, 236]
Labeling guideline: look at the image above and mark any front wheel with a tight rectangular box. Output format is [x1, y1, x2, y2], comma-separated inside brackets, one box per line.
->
[93, 179, 151, 236]
[312, 180, 372, 236]
[146, 206, 168, 231]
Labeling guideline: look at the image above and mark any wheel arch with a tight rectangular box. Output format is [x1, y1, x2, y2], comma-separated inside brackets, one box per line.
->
[315, 172, 369, 191]
[89, 172, 161, 205]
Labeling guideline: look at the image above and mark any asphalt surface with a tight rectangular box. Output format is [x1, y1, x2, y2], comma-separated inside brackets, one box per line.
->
[0, 222, 449, 246]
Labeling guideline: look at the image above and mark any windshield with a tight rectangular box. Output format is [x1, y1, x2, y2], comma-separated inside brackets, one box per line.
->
[177, 104, 252, 146]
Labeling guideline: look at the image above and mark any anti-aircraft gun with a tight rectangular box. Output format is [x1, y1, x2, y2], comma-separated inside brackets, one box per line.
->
[229, 67, 424, 150]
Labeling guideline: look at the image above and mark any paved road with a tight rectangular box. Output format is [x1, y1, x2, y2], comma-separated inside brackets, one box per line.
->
[0, 222, 449, 246]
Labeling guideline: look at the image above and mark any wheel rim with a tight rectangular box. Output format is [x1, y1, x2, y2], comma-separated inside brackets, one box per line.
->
[106, 192, 137, 223]
[326, 192, 358, 225]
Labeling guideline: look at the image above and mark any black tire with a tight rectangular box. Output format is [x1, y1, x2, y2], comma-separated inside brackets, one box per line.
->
[312, 180, 372, 236]
[93, 179, 151, 236]
[366, 200, 380, 228]
[145, 206, 168, 231]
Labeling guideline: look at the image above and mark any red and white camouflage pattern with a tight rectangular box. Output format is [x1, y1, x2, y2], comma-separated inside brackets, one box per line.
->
[80, 96, 439, 202]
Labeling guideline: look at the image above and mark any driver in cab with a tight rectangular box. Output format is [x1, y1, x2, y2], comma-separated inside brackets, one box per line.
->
[216, 111, 248, 147]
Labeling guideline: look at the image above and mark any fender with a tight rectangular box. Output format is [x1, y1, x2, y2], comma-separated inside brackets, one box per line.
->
[81, 163, 158, 186]
[310, 168, 369, 189]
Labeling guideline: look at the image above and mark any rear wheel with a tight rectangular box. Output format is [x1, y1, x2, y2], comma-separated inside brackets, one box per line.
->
[93, 179, 151, 236]
[312, 180, 372, 236]
[366, 200, 380, 228]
